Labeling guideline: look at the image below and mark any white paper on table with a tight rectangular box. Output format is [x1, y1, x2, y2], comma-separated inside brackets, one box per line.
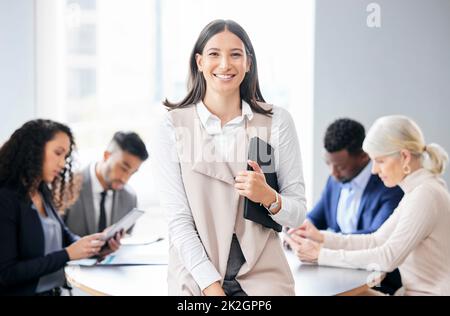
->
[120, 235, 165, 246]
[67, 238, 168, 266]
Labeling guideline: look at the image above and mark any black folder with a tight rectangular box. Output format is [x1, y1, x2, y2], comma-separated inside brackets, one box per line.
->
[243, 137, 282, 232]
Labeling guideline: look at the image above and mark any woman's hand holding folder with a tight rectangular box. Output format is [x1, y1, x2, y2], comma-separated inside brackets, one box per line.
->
[234, 160, 280, 214]
[95, 230, 125, 262]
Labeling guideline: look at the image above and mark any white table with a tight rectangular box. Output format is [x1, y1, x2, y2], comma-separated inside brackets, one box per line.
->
[66, 212, 381, 296]
[65, 239, 169, 296]
[66, 263, 168, 296]
[284, 250, 382, 296]
[66, 251, 380, 296]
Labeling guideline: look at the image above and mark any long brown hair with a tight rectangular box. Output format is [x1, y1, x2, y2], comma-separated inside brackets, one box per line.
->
[163, 19, 272, 116]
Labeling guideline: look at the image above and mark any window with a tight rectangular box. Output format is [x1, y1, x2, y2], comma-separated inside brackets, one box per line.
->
[36, 0, 315, 210]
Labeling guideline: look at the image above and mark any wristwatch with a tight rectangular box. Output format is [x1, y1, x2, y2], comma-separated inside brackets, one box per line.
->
[263, 190, 279, 215]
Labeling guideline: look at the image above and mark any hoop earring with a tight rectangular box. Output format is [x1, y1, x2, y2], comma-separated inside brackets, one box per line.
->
[403, 164, 411, 175]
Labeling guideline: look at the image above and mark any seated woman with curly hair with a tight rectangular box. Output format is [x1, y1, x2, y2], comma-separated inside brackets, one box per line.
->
[0, 119, 123, 296]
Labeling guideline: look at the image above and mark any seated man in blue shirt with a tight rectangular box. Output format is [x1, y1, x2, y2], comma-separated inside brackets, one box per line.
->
[308, 118, 404, 294]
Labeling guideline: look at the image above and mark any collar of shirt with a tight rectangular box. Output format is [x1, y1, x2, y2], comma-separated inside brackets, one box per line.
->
[196, 100, 254, 135]
[344, 160, 373, 191]
[90, 162, 112, 197]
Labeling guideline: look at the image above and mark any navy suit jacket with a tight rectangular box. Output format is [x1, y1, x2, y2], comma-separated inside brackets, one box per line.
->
[0, 185, 78, 296]
[307, 174, 404, 234]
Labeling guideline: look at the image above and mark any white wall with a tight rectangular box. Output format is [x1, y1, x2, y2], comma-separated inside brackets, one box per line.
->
[312, 0, 450, 202]
[2, 0, 449, 204]
[0, 0, 35, 143]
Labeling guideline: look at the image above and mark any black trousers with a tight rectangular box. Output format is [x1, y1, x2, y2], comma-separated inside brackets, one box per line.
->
[222, 234, 247, 296]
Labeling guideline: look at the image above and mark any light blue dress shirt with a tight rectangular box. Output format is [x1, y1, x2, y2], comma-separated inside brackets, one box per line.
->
[336, 161, 372, 233]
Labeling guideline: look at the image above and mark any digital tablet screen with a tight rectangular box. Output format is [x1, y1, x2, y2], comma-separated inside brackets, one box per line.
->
[102, 208, 145, 241]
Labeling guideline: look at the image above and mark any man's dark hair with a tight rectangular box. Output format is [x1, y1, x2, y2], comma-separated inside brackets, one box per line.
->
[324, 118, 366, 155]
[109, 131, 149, 161]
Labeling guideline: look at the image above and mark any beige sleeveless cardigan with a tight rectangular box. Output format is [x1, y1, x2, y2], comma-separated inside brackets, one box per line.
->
[167, 103, 295, 296]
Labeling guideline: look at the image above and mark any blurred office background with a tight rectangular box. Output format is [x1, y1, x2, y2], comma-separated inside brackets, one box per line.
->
[1, 0, 449, 212]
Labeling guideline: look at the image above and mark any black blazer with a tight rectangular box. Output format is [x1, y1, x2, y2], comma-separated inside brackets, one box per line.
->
[0, 185, 78, 296]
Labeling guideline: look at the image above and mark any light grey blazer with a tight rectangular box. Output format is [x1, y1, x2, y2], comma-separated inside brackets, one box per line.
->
[64, 166, 137, 236]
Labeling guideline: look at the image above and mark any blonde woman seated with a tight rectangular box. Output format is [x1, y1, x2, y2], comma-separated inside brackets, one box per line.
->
[285, 115, 450, 295]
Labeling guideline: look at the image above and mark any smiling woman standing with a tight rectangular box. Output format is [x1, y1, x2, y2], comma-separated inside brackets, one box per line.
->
[153, 20, 307, 296]
[0, 119, 122, 296]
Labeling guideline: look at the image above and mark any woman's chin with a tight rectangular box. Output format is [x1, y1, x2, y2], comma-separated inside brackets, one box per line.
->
[44, 175, 56, 183]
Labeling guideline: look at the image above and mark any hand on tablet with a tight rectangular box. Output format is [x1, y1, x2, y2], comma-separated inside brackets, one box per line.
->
[66, 233, 106, 260]
[96, 229, 125, 261]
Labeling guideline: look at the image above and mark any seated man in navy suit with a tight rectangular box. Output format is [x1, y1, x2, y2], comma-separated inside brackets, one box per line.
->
[307, 118, 404, 294]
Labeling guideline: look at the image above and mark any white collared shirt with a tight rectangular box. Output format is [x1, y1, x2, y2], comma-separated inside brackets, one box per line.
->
[90, 162, 113, 230]
[152, 101, 307, 291]
[336, 161, 373, 234]
[196, 100, 254, 162]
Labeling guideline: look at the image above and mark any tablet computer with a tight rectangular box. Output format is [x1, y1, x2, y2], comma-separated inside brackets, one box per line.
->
[102, 208, 145, 241]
